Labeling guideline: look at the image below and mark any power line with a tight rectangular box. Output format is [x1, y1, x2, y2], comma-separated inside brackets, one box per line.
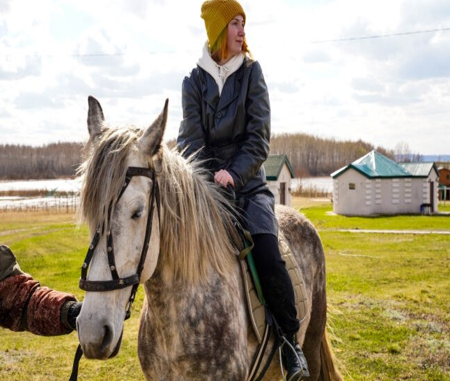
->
[69, 52, 126, 57]
[3, 27, 450, 58]
[3, 50, 180, 59]
[311, 27, 450, 44]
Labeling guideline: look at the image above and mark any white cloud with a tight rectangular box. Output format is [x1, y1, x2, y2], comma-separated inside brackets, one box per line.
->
[0, 0, 449, 155]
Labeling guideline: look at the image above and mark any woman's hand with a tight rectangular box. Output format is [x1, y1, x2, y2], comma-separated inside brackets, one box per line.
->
[214, 169, 235, 188]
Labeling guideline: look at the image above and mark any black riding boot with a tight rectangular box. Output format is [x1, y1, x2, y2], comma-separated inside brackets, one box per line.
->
[251, 234, 300, 335]
[281, 334, 310, 381]
[250, 235, 310, 380]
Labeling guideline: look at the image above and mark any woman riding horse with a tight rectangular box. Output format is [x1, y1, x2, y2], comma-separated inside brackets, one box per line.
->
[177, 1, 308, 379]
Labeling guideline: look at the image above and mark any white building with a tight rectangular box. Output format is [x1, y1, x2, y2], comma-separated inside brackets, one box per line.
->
[331, 151, 439, 216]
[264, 154, 295, 206]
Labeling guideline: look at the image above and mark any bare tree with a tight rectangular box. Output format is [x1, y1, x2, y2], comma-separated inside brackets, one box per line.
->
[0, 142, 83, 180]
[269, 133, 395, 177]
[1, 135, 406, 180]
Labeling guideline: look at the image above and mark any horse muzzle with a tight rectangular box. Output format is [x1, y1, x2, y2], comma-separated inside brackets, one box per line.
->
[77, 318, 124, 360]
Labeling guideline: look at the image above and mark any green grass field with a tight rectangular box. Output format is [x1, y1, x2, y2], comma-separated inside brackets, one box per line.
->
[1, 202, 449, 381]
[300, 200, 450, 381]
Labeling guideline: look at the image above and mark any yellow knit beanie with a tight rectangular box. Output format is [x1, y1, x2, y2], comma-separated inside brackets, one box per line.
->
[201, 0, 246, 47]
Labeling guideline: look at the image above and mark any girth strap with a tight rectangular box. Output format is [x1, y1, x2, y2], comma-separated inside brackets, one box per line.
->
[246, 308, 281, 381]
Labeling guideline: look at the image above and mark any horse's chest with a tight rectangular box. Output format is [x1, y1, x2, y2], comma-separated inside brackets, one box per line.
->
[138, 280, 248, 380]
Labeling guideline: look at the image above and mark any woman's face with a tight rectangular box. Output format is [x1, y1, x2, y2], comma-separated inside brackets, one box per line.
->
[226, 15, 245, 59]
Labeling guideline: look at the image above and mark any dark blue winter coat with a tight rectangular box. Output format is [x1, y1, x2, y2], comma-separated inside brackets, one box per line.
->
[177, 58, 278, 237]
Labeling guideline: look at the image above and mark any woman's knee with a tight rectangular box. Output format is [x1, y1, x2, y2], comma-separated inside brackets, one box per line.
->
[251, 234, 286, 276]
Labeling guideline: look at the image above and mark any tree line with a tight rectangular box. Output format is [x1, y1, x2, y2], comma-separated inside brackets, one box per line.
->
[0, 134, 421, 180]
[269, 133, 398, 177]
[0, 143, 83, 180]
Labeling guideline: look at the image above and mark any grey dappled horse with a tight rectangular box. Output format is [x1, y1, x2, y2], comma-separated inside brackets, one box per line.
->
[75, 97, 342, 381]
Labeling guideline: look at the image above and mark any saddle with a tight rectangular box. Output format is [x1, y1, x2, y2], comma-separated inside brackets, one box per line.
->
[240, 233, 309, 343]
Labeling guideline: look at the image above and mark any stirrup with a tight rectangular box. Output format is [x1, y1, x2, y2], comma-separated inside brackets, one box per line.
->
[279, 335, 310, 381]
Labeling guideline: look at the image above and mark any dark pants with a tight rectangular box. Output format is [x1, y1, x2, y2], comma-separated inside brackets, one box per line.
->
[251, 234, 300, 337]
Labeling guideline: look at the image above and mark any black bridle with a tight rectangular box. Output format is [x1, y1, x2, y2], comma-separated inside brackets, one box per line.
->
[69, 166, 159, 381]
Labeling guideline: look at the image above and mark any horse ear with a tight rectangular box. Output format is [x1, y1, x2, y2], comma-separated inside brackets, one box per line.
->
[87, 96, 105, 139]
[138, 99, 169, 157]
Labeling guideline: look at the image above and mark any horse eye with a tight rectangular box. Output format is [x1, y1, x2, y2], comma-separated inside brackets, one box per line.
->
[131, 209, 144, 220]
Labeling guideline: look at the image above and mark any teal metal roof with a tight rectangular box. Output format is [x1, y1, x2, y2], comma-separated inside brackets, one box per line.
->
[400, 162, 439, 177]
[331, 150, 436, 179]
[264, 154, 295, 181]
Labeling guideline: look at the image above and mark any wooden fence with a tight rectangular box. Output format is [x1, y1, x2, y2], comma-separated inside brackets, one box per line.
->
[0, 194, 79, 213]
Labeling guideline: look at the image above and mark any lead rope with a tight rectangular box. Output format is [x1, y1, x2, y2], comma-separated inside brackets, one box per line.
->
[68, 289, 136, 381]
[69, 345, 83, 381]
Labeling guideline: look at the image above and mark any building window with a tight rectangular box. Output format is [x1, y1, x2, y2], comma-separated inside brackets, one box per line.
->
[349, 183, 356, 190]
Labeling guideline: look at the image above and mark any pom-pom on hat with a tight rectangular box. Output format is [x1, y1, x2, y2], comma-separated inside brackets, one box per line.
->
[201, 0, 246, 47]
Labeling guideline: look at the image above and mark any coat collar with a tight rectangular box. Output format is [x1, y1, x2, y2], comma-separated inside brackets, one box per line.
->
[198, 56, 247, 112]
[197, 42, 245, 96]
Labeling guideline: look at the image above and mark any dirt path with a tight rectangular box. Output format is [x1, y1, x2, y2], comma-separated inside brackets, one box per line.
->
[332, 229, 450, 235]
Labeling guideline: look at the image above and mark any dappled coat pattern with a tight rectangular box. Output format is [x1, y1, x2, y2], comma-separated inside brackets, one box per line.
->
[74, 96, 343, 381]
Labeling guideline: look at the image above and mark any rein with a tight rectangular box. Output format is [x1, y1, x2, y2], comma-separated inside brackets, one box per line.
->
[69, 166, 159, 381]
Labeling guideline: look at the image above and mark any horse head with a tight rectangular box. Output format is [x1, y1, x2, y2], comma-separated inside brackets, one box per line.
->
[76, 96, 167, 360]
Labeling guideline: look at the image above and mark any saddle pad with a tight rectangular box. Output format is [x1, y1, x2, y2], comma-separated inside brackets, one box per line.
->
[240, 233, 309, 343]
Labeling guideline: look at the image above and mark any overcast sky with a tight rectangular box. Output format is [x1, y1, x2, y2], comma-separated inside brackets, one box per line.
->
[1, 0, 449, 155]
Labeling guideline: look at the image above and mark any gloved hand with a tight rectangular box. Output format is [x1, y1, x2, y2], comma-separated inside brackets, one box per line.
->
[61, 301, 82, 331]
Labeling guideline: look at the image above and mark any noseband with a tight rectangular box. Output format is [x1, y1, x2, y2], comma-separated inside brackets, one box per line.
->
[69, 166, 159, 381]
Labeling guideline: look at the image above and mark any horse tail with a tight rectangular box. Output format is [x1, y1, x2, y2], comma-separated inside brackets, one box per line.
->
[319, 330, 344, 381]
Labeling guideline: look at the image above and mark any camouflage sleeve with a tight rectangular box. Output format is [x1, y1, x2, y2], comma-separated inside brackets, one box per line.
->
[0, 273, 77, 336]
[26, 284, 77, 335]
[0, 273, 39, 331]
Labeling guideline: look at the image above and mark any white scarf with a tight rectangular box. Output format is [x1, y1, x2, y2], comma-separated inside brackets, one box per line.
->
[197, 42, 245, 96]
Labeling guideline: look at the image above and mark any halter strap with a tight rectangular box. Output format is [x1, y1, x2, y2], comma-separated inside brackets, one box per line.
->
[70, 166, 159, 381]
[78, 166, 157, 292]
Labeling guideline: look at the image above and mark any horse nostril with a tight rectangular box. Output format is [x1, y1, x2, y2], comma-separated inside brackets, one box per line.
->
[101, 324, 114, 352]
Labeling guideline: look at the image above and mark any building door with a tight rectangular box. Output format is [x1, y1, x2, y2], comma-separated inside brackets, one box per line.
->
[280, 182, 286, 205]
[430, 181, 435, 211]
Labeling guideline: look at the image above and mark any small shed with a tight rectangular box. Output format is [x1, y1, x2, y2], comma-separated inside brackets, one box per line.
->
[438, 167, 450, 201]
[331, 150, 440, 216]
[264, 154, 295, 206]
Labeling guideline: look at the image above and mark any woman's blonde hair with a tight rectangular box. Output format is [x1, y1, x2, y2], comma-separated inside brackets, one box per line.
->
[210, 27, 252, 63]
